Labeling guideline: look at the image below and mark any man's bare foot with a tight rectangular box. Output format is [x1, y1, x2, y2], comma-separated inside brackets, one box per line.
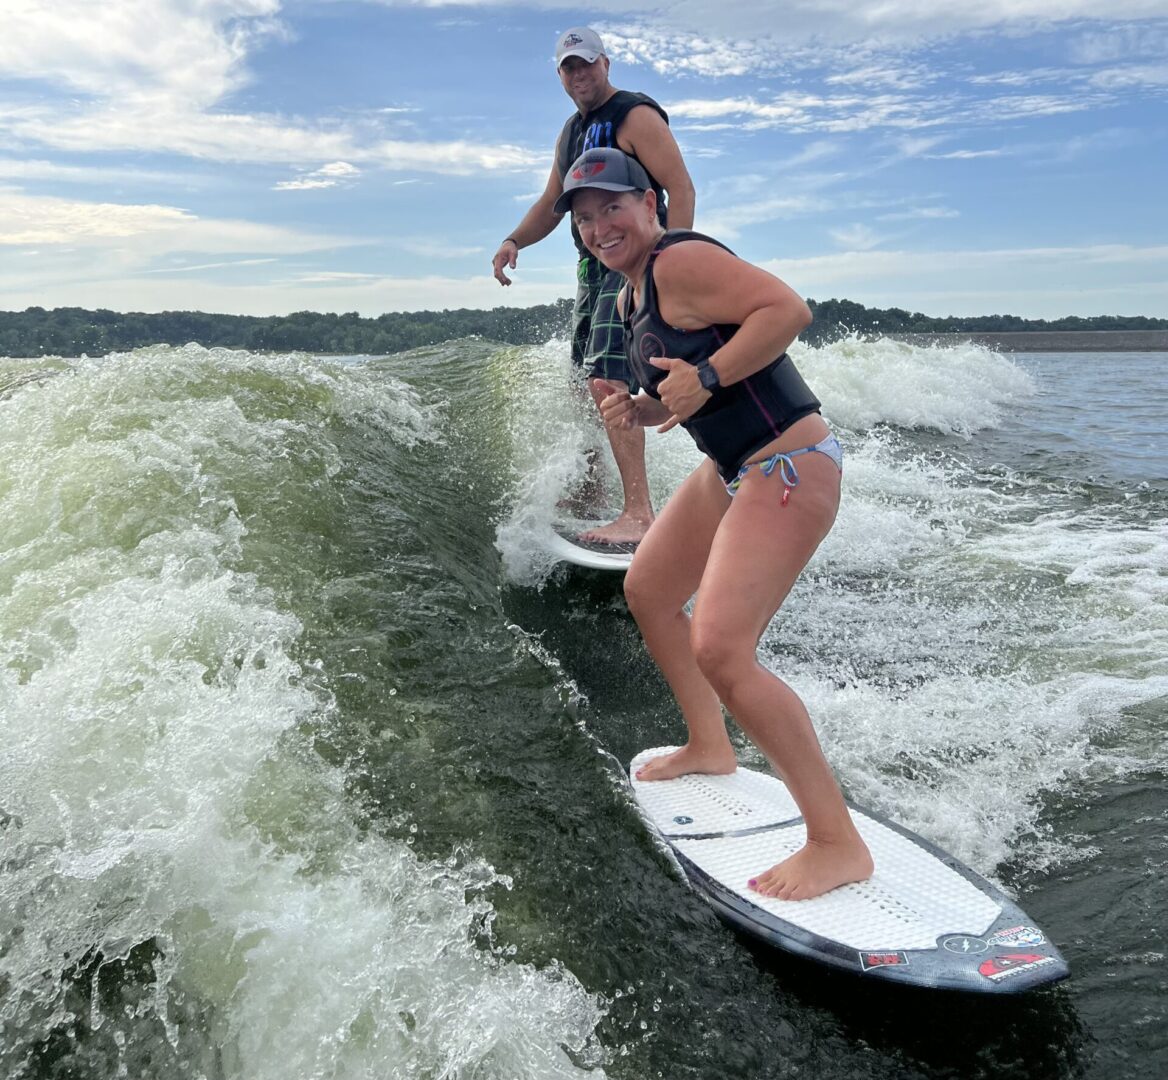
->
[748, 836, 874, 901]
[577, 511, 653, 545]
[635, 743, 738, 781]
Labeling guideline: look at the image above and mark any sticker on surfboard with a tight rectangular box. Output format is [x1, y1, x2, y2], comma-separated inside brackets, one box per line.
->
[628, 747, 1069, 992]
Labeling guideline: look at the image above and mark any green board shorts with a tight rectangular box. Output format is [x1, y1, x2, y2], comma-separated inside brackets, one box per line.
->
[571, 256, 639, 392]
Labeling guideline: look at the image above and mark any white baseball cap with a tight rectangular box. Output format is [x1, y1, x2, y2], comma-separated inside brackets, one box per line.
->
[555, 27, 605, 67]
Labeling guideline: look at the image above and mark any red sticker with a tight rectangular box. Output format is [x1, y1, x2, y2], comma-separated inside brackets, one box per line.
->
[978, 952, 1058, 982]
[860, 951, 910, 970]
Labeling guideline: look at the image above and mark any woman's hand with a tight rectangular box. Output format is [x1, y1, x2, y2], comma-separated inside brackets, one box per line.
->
[649, 356, 710, 432]
[594, 379, 672, 430]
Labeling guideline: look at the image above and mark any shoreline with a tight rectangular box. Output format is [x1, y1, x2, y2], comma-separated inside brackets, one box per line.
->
[884, 329, 1168, 352]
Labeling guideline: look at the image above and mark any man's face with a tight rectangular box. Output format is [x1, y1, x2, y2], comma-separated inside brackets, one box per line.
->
[558, 54, 610, 113]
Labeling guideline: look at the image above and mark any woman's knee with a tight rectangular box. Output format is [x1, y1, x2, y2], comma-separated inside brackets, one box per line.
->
[690, 620, 751, 690]
[624, 563, 664, 623]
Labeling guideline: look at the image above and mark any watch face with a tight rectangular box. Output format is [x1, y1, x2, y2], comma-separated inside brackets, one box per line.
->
[698, 362, 719, 390]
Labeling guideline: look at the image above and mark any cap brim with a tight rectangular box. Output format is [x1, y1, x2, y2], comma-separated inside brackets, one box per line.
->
[553, 182, 636, 216]
[557, 49, 601, 66]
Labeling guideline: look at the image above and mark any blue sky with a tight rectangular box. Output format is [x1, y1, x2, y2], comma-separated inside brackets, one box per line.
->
[2, 1, 1166, 319]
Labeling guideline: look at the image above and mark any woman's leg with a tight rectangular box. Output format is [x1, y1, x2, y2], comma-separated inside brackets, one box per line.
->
[692, 452, 872, 900]
[624, 459, 738, 780]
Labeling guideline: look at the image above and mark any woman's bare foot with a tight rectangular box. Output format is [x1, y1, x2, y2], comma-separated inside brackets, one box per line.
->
[577, 511, 653, 545]
[635, 742, 738, 781]
[748, 836, 874, 901]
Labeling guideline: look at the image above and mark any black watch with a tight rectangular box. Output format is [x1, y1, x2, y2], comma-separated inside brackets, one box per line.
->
[696, 360, 721, 391]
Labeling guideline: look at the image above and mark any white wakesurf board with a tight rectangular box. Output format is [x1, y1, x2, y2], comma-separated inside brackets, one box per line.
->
[629, 747, 1069, 993]
[543, 524, 637, 571]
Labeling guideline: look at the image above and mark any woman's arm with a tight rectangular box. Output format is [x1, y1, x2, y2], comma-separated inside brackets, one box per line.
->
[654, 241, 811, 387]
[643, 242, 811, 424]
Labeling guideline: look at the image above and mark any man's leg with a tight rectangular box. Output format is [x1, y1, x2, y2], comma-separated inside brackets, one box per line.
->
[577, 270, 654, 544]
[559, 258, 608, 515]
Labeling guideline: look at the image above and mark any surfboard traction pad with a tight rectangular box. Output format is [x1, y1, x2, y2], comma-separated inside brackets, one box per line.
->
[553, 526, 640, 556]
[629, 747, 1069, 992]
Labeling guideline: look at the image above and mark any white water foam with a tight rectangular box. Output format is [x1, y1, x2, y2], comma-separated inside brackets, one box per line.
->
[0, 346, 606, 1078]
[794, 335, 1034, 436]
[493, 340, 701, 585]
[755, 345, 1166, 881]
[494, 336, 1165, 888]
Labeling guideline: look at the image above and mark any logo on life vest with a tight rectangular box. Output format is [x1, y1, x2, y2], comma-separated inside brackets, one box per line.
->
[638, 332, 666, 365]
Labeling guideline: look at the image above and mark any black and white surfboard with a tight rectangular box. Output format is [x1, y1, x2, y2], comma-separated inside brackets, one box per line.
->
[629, 747, 1069, 993]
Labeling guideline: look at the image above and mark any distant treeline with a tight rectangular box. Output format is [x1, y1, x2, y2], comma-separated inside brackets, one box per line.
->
[805, 299, 1168, 339]
[0, 303, 575, 358]
[1, 300, 1165, 357]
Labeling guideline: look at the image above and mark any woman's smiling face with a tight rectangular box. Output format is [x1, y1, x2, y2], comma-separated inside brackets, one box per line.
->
[571, 188, 657, 273]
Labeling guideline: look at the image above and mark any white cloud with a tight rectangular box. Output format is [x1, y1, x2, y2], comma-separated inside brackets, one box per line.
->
[1, 103, 545, 173]
[1088, 63, 1168, 88]
[4, 237, 1165, 320]
[367, 138, 542, 173]
[0, 3, 545, 175]
[565, 4, 1168, 63]
[399, 240, 486, 258]
[975, 93, 1097, 119]
[600, 28, 776, 78]
[274, 177, 341, 191]
[4, 2, 1164, 323]
[825, 62, 934, 91]
[761, 242, 1168, 317]
[146, 258, 279, 274]
[275, 161, 362, 190]
[829, 224, 884, 250]
[668, 91, 955, 135]
[929, 149, 1004, 159]
[0, 0, 284, 108]
[3, 105, 355, 164]
[969, 67, 1071, 88]
[349, 2, 1168, 46]
[0, 190, 194, 244]
[671, 2, 1168, 41]
[878, 207, 961, 221]
[0, 269, 567, 318]
[292, 271, 382, 283]
[0, 190, 353, 253]
[317, 162, 361, 177]
[5, 3, 1161, 175]
[1046, 126, 1145, 161]
[1068, 24, 1168, 64]
[698, 195, 827, 240]
[668, 79, 1121, 137]
[894, 135, 949, 157]
[0, 158, 192, 186]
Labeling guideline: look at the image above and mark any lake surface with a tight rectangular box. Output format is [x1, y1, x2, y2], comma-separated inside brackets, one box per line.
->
[1, 341, 1164, 1078]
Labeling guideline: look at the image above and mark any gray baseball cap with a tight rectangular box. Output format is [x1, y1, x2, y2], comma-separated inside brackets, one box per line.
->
[553, 147, 652, 215]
